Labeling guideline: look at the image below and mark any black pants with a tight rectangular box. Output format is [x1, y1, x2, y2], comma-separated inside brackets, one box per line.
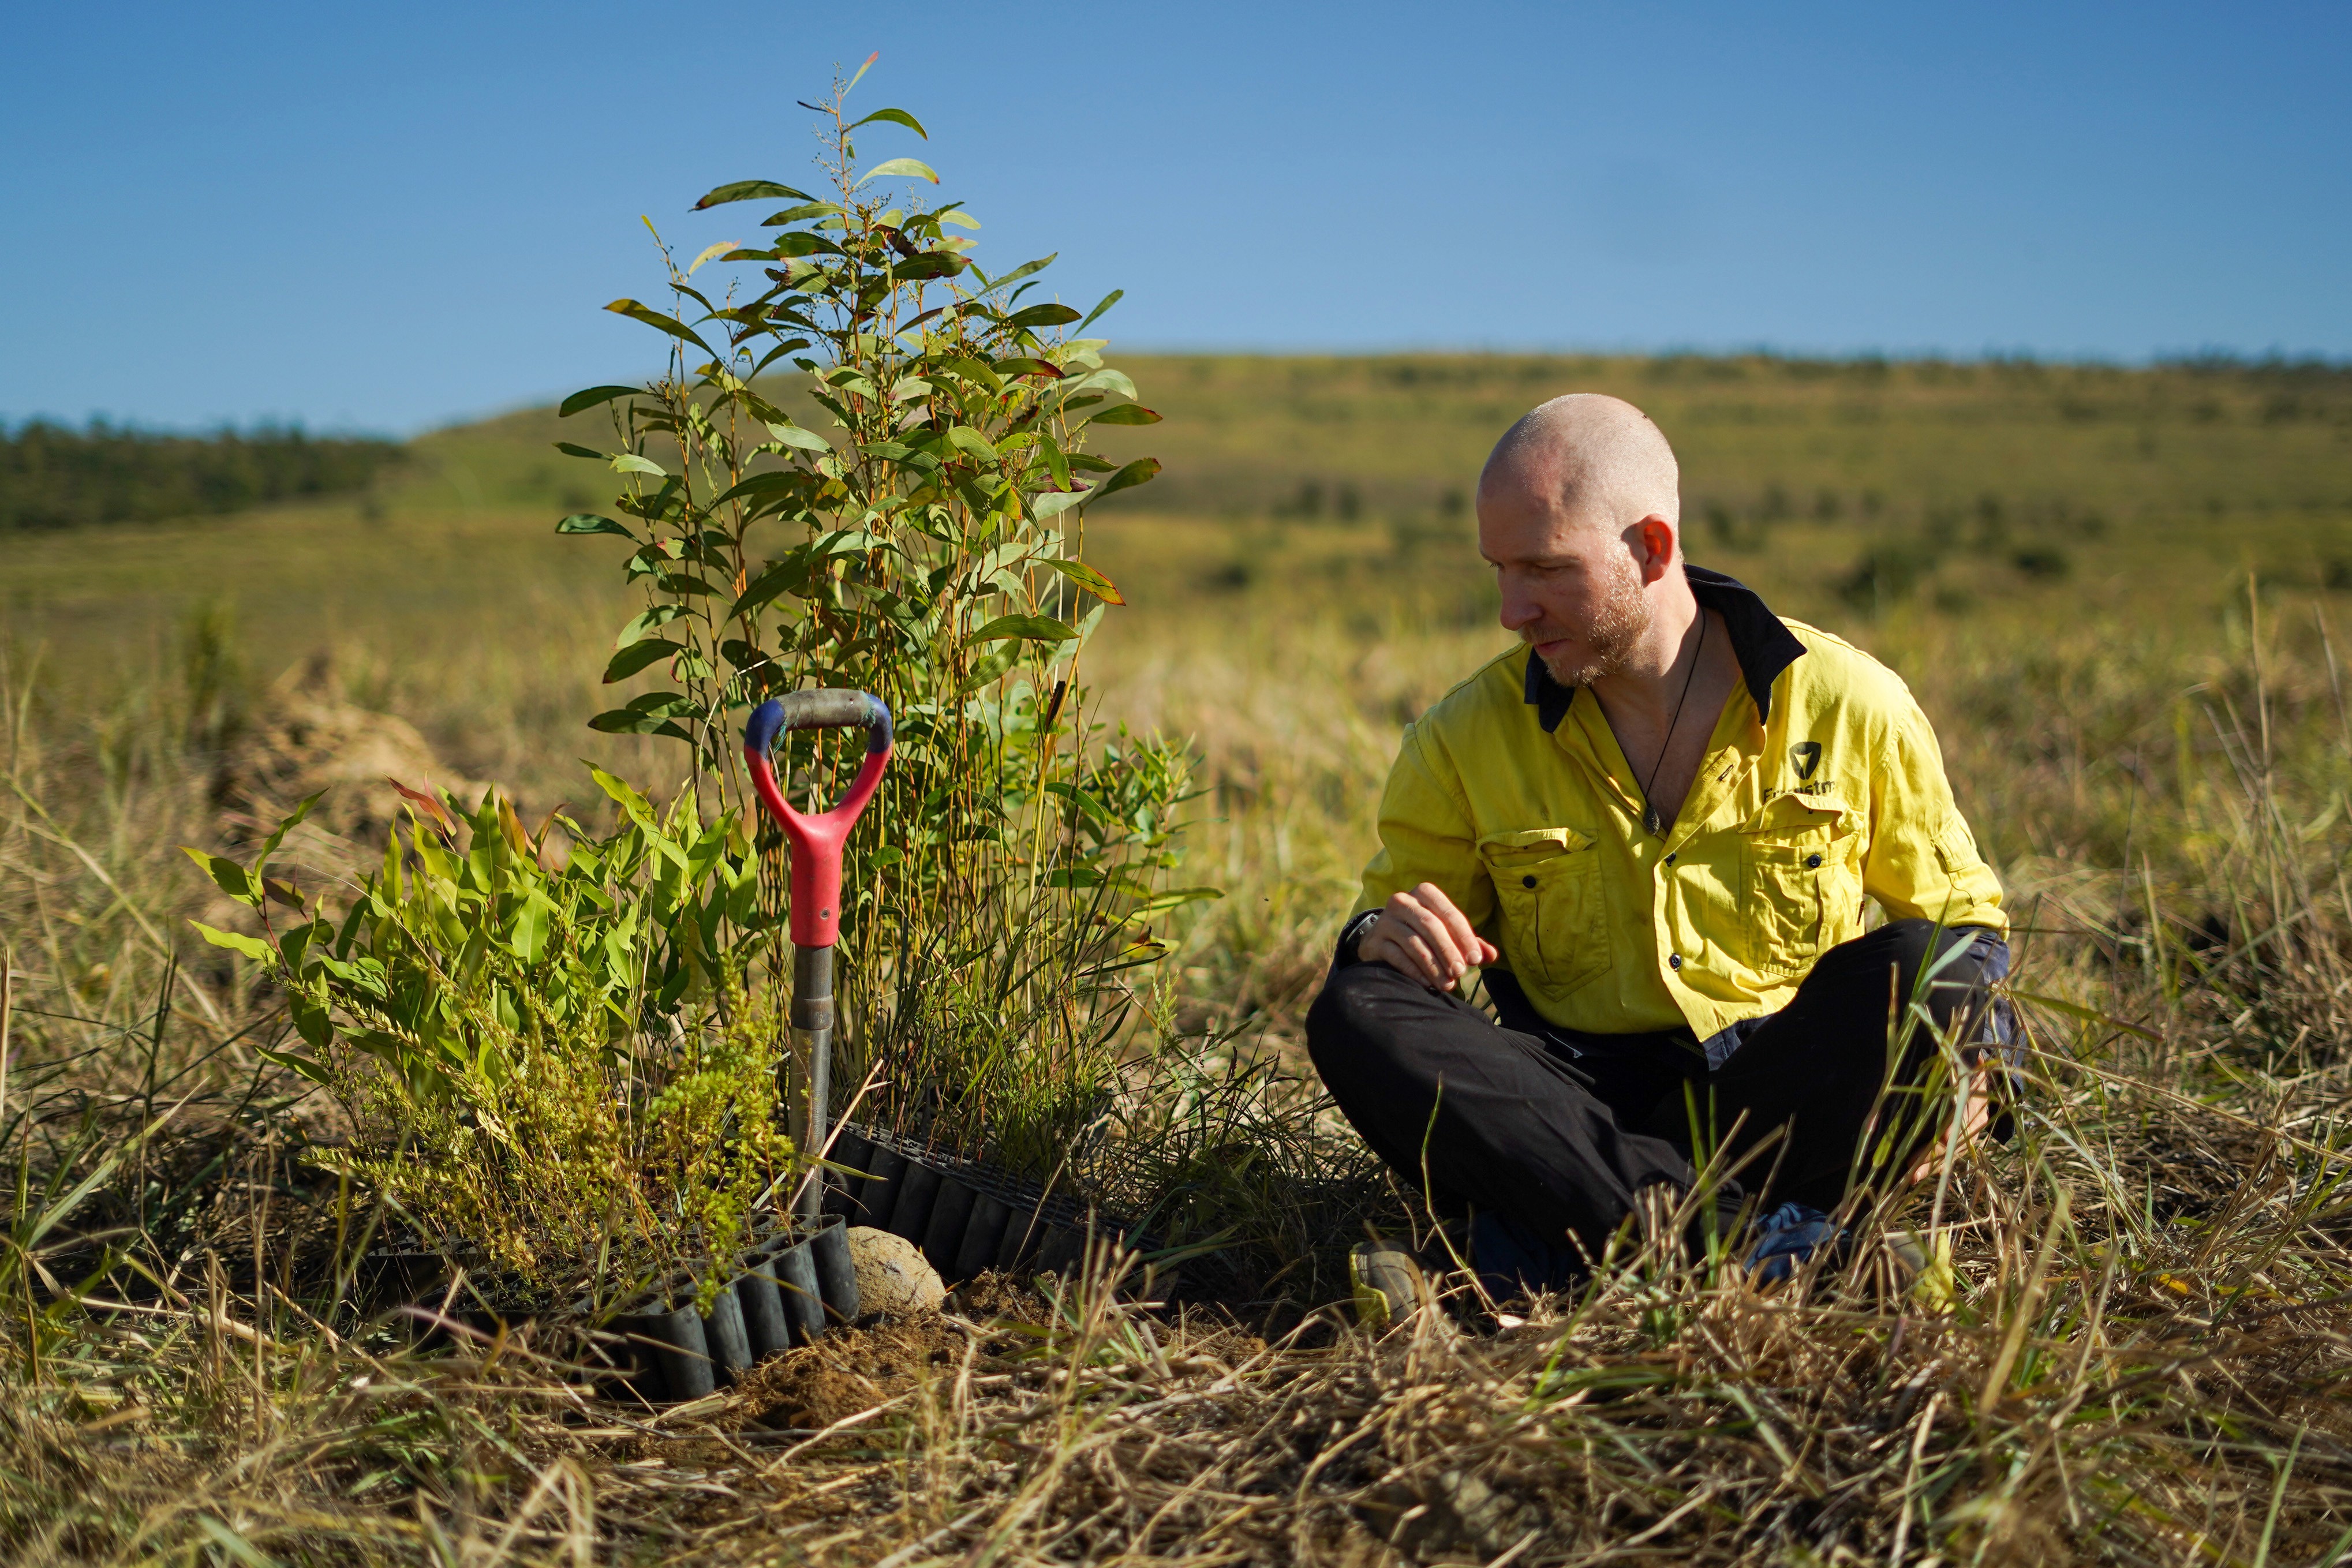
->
[1305, 920, 2004, 1264]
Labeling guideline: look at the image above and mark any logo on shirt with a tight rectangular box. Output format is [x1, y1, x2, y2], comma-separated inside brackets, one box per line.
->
[1791, 741, 1823, 782]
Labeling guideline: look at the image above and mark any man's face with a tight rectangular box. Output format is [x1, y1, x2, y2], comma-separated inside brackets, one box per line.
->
[1478, 478, 1653, 687]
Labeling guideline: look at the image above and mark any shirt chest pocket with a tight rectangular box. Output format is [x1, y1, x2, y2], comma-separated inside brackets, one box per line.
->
[1738, 794, 1863, 978]
[1479, 828, 1611, 996]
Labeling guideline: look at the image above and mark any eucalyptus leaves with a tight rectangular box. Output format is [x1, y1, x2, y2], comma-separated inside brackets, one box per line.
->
[556, 72, 1210, 1155]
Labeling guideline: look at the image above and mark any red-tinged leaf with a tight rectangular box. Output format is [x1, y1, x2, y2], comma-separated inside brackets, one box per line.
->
[1042, 557, 1125, 605]
[850, 107, 928, 139]
[857, 157, 940, 188]
[386, 777, 457, 839]
[993, 357, 1064, 380]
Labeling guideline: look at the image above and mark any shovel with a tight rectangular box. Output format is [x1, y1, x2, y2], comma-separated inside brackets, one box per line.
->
[743, 688, 893, 1223]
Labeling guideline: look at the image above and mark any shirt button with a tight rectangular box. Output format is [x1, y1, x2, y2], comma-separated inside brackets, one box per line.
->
[1521, 874, 1538, 888]
[1664, 853, 1676, 865]
[1806, 853, 1823, 869]
[1669, 953, 1682, 970]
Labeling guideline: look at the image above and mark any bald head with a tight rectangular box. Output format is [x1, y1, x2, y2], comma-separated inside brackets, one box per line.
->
[1479, 394, 1680, 534]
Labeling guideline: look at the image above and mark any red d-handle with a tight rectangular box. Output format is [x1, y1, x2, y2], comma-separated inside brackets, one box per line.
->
[743, 691, 892, 948]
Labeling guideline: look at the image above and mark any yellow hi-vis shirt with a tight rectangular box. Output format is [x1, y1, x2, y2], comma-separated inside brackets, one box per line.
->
[1352, 566, 2006, 1044]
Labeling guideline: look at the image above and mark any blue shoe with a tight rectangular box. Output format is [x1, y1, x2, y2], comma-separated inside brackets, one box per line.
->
[1745, 1202, 1839, 1285]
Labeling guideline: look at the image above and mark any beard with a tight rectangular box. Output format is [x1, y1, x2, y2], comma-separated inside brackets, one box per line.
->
[1534, 547, 1652, 687]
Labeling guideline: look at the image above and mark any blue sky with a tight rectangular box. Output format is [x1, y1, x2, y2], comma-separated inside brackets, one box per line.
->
[3, 2, 2344, 435]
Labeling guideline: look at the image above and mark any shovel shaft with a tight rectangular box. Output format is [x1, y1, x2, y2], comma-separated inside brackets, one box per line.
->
[790, 943, 833, 1224]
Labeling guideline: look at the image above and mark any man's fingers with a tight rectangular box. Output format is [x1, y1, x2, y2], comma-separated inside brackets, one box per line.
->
[1367, 922, 1442, 986]
[1386, 899, 1469, 981]
[1391, 888, 1475, 972]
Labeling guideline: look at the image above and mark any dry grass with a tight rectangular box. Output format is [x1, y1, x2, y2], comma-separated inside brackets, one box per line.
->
[10, 356, 2352, 1563]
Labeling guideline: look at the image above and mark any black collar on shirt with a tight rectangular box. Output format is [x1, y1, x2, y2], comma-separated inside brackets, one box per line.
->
[1522, 563, 1808, 735]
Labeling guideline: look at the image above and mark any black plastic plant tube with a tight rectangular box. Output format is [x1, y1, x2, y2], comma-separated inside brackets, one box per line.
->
[703, 1284, 754, 1382]
[736, 1252, 791, 1360]
[822, 1130, 876, 1223]
[855, 1146, 908, 1230]
[956, 1193, 1014, 1281]
[997, 1202, 1048, 1271]
[921, 1177, 978, 1278]
[889, 1162, 941, 1245]
[643, 1303, 716, 1401]
[809, 1220, 861, 1323]
[608, 1307, 675, 1399]
[1037, 1223, 1086, 1277]
[772, 1237, 826, 1345]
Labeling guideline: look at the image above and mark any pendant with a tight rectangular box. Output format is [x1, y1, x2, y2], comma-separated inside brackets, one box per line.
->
[1642, 802, 1663, 837]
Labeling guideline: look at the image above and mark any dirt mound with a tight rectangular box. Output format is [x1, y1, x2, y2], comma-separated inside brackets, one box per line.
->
[211, 655, 482, 859]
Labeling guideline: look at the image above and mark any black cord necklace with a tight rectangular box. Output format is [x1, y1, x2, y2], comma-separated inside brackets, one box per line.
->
[1639, 611, 1707, 838]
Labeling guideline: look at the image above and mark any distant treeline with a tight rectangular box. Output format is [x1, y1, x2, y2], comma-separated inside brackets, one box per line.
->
[0, 421, 403, 530]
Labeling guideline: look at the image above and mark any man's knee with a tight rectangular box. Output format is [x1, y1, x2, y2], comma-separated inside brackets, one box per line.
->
[1305, 960, 1416, 1086]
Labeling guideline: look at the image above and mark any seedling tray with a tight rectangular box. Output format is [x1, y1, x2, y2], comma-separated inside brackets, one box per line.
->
[822, 1121, 1160, 1285]
[365, 1216, 861, 1404]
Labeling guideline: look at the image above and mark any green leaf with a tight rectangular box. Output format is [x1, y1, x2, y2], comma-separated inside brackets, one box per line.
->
[694, 179, 814, 209]
[555, 441, 605, 460]
[1033, 489, 1089, 521]
[771, 231, 845, 257]
[603, 298, 716, 357]
[972, 614, 1076, 645]
[252, 792, 325, 880]
[947, 426, 999, 463]
[891, 251, 966, 281]
[1095, 457, 1162, 501]
[1087, 403, 1160, 426]
[760, 201, 843, 225]
[181, 846, 256, 904]
[558, 385, 644, 418]
[1136, 885, 1225, 917]
[977, 255, 1057, 294]
[1007, 302, 1082, 330]
[731, 556, 815, 619]
[766, 421, 833, 452]
[1041, 558, 1125, 605]
[615, 603, 688, 648]
[588, 709, 692, 740]
[1076, 289, 1124, 334]
[611, 453, 668, 477]
[603, 639, 684, 683]
[556, 514, 635, 540]
[993, 356, 1063, 380]
[849, 107, 929, 138]
[189, 920, 271, 963]
[857, 157, 940, 187]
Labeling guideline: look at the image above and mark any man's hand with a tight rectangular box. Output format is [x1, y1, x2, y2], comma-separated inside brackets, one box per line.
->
[1359, 882, 1500, 990]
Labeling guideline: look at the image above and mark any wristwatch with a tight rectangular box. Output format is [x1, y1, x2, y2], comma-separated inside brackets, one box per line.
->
[1336, 908, 1383, 967]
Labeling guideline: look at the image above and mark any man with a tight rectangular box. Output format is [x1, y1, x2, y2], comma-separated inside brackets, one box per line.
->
[1306, 394, 2010, 1298]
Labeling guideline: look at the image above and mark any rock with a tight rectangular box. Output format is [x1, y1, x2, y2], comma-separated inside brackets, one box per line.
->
[845, 1226, 945, 1317]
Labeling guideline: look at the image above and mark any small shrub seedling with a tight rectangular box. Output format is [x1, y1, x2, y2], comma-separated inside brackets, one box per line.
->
[189, 776, 795, 1305]
[554, 69, 1213, 1172]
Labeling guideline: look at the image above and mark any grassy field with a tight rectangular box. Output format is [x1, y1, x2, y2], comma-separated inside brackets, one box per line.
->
[8, 353, 2352, 1562]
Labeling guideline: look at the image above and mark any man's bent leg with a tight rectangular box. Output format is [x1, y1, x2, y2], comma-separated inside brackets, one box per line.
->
[1306, 962, 1736, 1262]
[1704, 920, 2004, 1214]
